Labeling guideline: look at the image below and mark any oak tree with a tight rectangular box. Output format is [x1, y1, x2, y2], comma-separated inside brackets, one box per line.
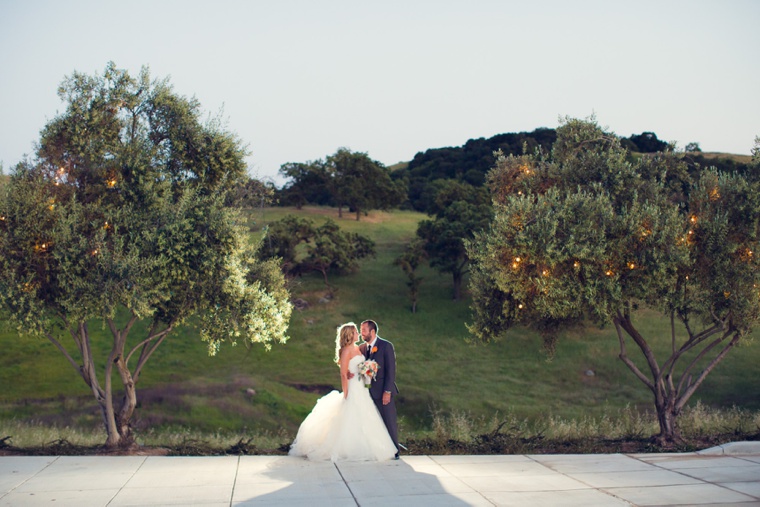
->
[468, 117, 760, 444]
[0, 63, 292, 448]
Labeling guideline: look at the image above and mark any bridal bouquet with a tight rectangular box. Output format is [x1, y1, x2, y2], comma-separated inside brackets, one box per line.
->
[357, 359, 379, 388]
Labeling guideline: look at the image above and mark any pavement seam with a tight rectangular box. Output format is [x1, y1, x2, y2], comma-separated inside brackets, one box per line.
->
[624, 452, 760, 502]
[333, 462, 360, 506]
[104, 455, 148, 506]
[229, 455, 241, 507]
[524, 454, 636, 505]
[1, 455, 60, 500]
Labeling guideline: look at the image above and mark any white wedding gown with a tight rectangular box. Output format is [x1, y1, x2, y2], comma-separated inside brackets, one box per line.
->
[289, 354, 397, 461]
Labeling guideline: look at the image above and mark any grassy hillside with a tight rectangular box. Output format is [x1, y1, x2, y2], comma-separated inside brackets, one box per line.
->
[1, 206, 759, 441]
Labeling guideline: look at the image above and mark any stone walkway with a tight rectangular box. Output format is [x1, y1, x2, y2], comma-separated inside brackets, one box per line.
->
[1, 443, 759, 506]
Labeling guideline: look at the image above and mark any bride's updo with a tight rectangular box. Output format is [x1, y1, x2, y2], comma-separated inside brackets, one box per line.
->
[334, 322, 358, 364]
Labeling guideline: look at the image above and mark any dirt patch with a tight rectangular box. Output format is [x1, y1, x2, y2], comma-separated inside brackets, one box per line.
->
[289, 384, 335, 395]
[3, 431, 758, 457]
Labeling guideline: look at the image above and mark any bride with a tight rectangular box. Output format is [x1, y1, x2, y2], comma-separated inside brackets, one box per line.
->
[289, 322, 398, 461]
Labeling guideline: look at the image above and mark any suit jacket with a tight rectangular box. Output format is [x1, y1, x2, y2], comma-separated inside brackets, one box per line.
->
[365, 336, 399, 399]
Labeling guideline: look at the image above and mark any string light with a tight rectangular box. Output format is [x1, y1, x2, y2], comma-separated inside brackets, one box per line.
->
[628, 262, 636, 270]
[107, 179, 117, 187]
[605, 270, 614, 277]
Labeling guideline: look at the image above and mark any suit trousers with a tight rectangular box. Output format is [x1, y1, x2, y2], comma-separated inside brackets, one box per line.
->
[371, 394, 398, 452]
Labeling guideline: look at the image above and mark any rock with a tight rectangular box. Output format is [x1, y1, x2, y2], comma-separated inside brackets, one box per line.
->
[292, 298, 309, 310]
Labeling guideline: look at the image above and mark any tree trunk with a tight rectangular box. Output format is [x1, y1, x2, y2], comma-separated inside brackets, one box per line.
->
[356, 208, 361, 221]
[654, 399, 681, 445]
[115, 357, 138, 447]
[452, 271, 462, 301]
[613, 309, 738, 446]
[338, 205, 343, 218]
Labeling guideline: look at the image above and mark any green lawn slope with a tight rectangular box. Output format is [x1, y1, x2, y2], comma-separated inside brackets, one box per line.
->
[1, 205, 758, 440]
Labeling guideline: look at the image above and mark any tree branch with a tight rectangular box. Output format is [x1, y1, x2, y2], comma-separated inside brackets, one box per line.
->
[614, 315, 654, 391]
[132, 322, 175, 383]
[44, 330, 83, 379]
[125, 324, 173, 366]
[676, 331, 741, 412]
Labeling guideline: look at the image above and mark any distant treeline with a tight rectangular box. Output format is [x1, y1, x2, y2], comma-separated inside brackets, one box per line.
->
[274, 128, 753, 213]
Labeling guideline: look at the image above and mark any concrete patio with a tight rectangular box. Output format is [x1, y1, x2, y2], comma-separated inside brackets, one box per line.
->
[1, 442, 759, 506]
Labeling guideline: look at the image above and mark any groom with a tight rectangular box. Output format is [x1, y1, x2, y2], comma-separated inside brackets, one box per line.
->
[360, 319, 399, 459]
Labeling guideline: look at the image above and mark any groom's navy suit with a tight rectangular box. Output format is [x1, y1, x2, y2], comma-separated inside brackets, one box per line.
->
[365, 336, 399, 454]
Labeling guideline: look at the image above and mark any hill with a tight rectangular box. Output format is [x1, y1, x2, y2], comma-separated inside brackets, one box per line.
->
[1, 206, 759, 440]
[387, 128, 753, 211]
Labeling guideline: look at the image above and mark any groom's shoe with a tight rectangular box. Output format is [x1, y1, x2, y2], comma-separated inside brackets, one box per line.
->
[393, 452, 399, 460]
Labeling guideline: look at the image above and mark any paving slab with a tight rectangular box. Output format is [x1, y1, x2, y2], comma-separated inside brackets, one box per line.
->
[0, 444, 758, 506]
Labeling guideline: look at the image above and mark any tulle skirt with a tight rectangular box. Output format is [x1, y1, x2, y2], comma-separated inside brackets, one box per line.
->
[289, 379, 397, 461]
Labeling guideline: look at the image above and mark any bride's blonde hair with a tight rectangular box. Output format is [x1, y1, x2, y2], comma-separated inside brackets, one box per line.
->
[334, 322, 358, 364]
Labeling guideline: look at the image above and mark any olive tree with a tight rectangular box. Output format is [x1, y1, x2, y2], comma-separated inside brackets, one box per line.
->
[0, 63, 292, 448]
[468, 117, 760, 444]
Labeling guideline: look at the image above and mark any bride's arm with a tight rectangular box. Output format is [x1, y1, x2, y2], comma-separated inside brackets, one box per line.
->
[339, 349, 350, 399]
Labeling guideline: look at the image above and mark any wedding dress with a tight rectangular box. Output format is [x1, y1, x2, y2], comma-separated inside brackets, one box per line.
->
[289, 354, 397, 461]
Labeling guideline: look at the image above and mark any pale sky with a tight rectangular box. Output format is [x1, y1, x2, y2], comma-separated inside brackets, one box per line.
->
[1, 0, 758, 186]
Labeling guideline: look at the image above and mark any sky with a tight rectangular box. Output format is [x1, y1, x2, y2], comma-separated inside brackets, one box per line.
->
[1, 0, 758, 186]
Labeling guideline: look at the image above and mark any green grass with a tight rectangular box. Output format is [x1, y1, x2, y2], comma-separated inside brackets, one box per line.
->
[2, 205, 760, 447]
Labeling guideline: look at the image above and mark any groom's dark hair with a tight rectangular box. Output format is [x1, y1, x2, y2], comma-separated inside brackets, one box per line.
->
[362, 319, 378, 335]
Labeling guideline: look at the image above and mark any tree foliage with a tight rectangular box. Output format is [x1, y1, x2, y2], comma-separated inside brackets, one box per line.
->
[259, 215, 376, 290]
[0, 63, 292, 448]
[624, 131, 671, 153]
[393, 237, 427, 313]
[276, 148, 405, 220]
[277, 161, 332, 209]
[416, 181, 492, 300]
[468, 117, 760, 444]
[394, 128, 557, 211]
